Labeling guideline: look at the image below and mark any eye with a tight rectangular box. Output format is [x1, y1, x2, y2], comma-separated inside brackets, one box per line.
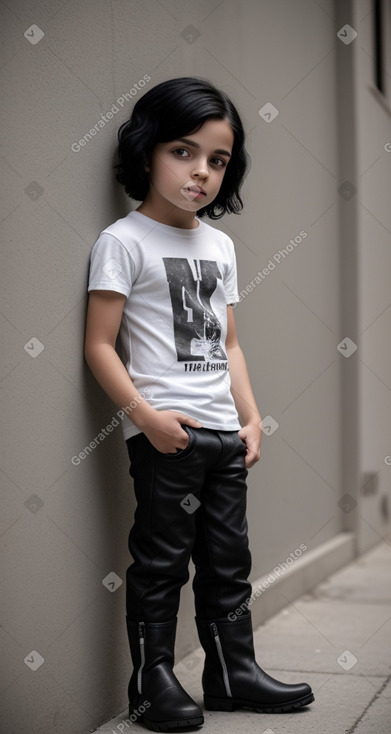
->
[172, 148, 190, 158]
[210, 157, 227, 168]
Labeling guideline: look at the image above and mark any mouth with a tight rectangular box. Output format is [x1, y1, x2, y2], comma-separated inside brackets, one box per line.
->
[181, 182, 207, 201]
[186, 185, 206, 195]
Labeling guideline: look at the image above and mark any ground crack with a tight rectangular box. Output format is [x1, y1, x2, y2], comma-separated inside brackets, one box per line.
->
[346, 672, 391, 733]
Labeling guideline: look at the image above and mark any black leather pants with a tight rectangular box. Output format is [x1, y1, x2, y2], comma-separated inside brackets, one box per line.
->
[125, 426, 253, 622]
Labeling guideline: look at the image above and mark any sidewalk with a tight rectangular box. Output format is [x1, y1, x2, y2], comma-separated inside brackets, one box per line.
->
[95, 540, 391, 734]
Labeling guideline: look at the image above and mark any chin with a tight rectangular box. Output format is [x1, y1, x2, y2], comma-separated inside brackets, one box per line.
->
[179, 201, 201, 211]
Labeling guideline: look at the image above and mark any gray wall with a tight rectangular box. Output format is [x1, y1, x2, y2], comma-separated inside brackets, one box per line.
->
[353, 0, 391, 552]
[1, 1, 390, 732]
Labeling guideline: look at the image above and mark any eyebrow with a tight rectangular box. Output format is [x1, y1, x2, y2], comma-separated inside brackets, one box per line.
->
[175, 137, 231, 158]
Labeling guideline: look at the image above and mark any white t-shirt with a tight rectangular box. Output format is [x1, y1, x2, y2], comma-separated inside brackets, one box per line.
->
[87, 210, 241, 440]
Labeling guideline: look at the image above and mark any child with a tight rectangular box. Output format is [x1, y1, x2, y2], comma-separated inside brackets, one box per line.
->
[84, 77, 314, 732]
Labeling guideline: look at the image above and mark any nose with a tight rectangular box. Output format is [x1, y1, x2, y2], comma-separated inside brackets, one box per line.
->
[192, 157, 209, 179]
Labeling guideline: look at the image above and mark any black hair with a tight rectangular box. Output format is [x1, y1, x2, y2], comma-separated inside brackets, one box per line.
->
[114, 77, 250, 219]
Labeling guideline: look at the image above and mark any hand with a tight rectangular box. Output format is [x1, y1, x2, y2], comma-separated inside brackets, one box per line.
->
[142, 410, 203, 454]
[238, 421, 262, 469]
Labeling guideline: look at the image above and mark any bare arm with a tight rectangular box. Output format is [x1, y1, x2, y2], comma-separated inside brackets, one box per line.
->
[84, 290, 201, 452]
[226, 305, 262, 468]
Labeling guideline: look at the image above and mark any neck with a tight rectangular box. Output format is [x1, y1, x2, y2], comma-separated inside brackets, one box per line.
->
[136, 199, 199, 230]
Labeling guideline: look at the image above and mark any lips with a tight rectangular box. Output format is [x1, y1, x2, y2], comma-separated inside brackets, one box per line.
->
[186, 185, 205, 195]
[181, 181, 207, 201]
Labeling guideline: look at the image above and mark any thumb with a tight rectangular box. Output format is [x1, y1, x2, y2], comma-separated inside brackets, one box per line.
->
[177, 413, 203, 428]
[238, 427, 248, 443]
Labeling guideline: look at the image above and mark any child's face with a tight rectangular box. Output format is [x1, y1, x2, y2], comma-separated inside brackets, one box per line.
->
[145, 118, 234, 216]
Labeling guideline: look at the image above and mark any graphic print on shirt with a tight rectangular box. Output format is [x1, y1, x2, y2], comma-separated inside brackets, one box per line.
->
[163, 258, 227, 362]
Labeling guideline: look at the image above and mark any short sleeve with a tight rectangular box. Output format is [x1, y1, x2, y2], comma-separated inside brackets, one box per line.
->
[88, 233, 133, 297]
[223, 241, 240, 305]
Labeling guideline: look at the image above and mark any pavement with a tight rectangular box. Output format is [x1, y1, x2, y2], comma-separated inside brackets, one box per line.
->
[95, 540, 391, 734]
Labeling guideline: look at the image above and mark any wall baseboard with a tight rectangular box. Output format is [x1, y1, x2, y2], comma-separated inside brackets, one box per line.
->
[176, 532, 356, 661]
[247, 532, 356, 628]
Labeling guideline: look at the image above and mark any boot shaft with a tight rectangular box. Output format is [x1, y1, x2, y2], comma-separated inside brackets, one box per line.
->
[126, 616, 204, 727]
[127, 618, 177, 671]
[196, 612, 314, 711]
[195, 615, 255, 698]
[196, 613, 262, 698]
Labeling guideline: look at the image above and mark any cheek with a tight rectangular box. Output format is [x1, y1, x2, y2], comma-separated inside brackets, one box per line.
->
[152, 167, 174, 191]
[212, 168, 227, 187]
[160, 161, 183, 186]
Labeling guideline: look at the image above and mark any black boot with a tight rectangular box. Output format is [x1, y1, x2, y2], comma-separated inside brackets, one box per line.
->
[127, 617, 204, 731]
[196, 613, 314, 713]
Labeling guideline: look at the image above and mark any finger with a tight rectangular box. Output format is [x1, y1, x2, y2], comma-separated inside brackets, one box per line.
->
[179, 431, 190, 447]
[245, 455, 257, 469]
[179, 414, 203, 428]
[248, 450, 261, 467]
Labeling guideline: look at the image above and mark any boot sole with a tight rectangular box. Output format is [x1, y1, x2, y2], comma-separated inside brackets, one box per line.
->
[129, 709, 204, 732]
[204, 692, 315, 713]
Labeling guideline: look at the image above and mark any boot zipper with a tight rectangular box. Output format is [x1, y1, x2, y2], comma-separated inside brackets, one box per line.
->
[211, 623, 232, 697]
[137, 622, 145, 695]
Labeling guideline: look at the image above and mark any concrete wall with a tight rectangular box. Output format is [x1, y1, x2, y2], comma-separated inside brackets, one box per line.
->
[0, 1, 390, 732]
[352, 0, 391, 553]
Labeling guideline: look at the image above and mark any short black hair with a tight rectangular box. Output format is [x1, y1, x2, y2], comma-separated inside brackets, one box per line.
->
[114, 77, 250, 219]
